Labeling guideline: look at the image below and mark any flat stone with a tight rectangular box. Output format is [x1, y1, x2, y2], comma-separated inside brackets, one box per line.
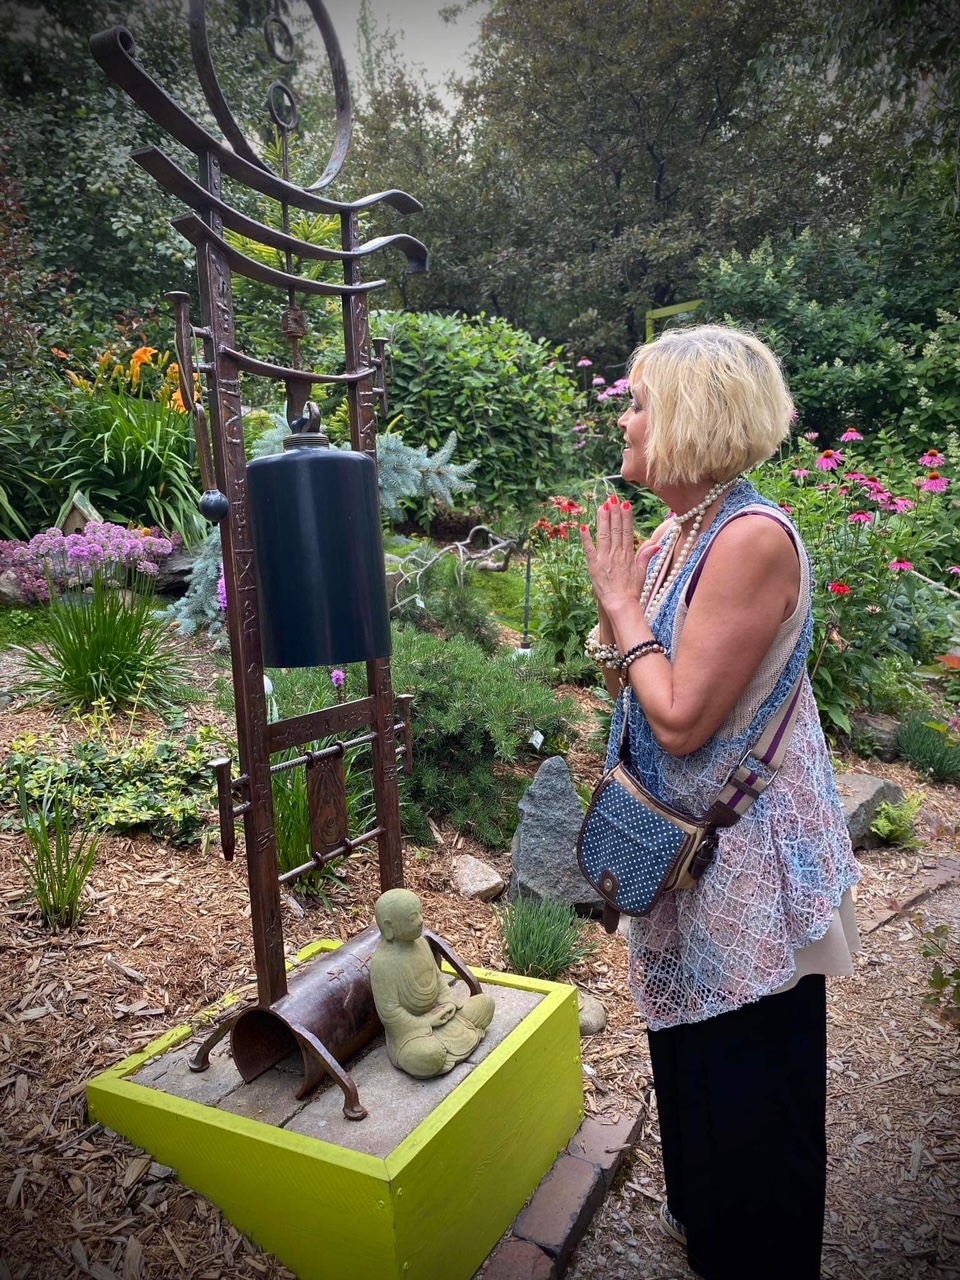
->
[0, 569, 27, 606]
[481, 1238, 557, 1280]
[131, 1037, 243, 1109]
[566, 1112, 643, 1191]
[283, 982, 541, 1156]
[510, 757, 602, 912]
[576, 990, 607, 1037]
[835, 773, 905, 850]
[453, 854, 506, 901]
[513, 1154, 604, 1270]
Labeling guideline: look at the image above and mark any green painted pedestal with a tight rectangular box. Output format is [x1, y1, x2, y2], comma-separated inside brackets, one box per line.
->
[86, 943, 583, 1280]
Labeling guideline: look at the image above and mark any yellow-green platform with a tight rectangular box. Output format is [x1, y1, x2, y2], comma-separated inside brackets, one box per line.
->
[86, 941, 583, 1280]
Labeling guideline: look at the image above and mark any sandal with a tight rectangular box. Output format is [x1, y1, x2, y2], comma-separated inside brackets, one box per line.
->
[658, 1202, 687, 1245]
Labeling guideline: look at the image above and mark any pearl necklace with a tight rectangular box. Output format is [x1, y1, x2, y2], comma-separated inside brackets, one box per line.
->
[640, 477, 738, 620]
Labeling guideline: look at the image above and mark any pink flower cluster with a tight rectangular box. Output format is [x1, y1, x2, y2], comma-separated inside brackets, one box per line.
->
[596, 376, 631, 403]
[0, 523, 174, 601]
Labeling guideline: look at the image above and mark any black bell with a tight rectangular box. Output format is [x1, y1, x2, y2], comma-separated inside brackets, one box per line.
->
[246, 439, 391, 668]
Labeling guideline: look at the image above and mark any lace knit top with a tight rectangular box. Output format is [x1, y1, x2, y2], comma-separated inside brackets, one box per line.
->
[606, 479, 861, 1030]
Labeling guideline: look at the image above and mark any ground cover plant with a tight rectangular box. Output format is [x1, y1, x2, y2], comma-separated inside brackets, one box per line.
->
[17, 776, 99, 930]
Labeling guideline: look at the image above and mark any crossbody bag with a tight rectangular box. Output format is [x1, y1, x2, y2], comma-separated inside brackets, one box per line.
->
[577, 671, 805, 934]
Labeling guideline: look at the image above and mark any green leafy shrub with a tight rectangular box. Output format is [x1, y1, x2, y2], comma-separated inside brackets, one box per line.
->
[869, 794, 924, 848]
[497, 896, 597, 979]
[2, 727, 219, 846]
[386, 625, 577, 847]
[17, 776, 99, 930]
[373, 310, 578, 513]
[16, 567, 190, 715]
[896, 715, 960, 783]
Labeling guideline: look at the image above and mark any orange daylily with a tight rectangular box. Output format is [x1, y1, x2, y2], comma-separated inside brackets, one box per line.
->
[129, 345, 158, 387]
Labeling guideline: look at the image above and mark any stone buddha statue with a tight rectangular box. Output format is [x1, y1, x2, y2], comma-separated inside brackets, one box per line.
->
[370, 889, 495, 1080]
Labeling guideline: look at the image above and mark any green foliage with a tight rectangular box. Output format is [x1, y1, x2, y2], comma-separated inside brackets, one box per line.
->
[869, 794, 924, 849]
[530, 497, 597, 683]
[0, 380, 75, 539]
[921, 925, 960, 1032]
[866, 654, 936, 719]
[373, 311, 578, 512]
[3, 726, 218, 846]
[388, 625, 578, 847]
[15, 568, 191, 714]
[896, 716, 960, 784]
[373, 429, 478, 523]
[164, 529, 226, 641]
[17, 775, 99, 930]
[395, 550, 502, 654]
[54, 388, 204, 546]
[0, 606, 48, 651]
[497, 896, 597, 980]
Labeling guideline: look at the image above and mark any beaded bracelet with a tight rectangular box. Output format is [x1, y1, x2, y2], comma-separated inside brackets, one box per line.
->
[584, 624, 622, 670]
[618, 639, 668, 686]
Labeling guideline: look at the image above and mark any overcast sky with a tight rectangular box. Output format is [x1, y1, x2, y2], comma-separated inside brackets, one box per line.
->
[320, 1, 486, 93]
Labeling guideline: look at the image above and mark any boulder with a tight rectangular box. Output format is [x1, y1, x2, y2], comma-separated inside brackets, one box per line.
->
[154, 552, 196, 597]
[510, 756, 603, 911]
[0, 570, 27, 606]
[577, 989, 607, 1037]
[848, 712, 901, 763]
[835, 772, 905, 850]
[451, 854, 505, 901]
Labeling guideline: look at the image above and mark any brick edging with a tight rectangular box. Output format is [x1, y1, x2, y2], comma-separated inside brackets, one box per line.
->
[478, 1110, 644, 1279]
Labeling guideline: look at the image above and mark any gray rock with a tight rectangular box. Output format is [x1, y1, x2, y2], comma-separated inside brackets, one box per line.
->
[154, 552, 195, 597]
[0, 570, 27, 606]
[451, 854, 505, 901]
[848, 712, 901, 762]
[510, 756, 603, 911]
[577, 989, 607, 1037]
[835, 772, 905, 850]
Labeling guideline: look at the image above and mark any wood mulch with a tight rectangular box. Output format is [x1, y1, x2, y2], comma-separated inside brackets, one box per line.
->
[1, 645, 959, 1279]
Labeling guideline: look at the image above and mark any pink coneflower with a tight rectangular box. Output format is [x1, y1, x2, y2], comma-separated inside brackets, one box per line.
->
[828, 582, 851, 595]
[592, 376, 606, 387]
[889, 560, 914, 572]
[883, 497, 914, 514]
[573, 422, 589, 432]
[577, 357, 593, 367]
[848, 512, 873, 524]
[948, 566, 960, 576]
[840, 429, 863, 442]
[919, 449, 945, 467]
[789, 407, 799, 421]
[922, 470, 949, 492]
[845, 471, 867, 482]
[778, 502, 794, 514]
[803, 432, 819, 442]
[816, 449, 843, 471]
[791, 468, 810, 479]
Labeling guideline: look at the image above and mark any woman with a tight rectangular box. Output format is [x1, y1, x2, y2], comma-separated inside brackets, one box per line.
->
[579, 324, 860, 1280]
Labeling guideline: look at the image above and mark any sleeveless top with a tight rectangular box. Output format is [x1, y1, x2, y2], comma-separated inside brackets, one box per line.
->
[605, 479, 861, 1030]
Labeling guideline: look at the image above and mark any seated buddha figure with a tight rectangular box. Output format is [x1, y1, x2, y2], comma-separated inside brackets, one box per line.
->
[370, 889, 495, 1080]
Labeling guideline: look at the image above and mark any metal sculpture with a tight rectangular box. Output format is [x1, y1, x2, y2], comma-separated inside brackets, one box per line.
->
[90, 0, 427, 1115]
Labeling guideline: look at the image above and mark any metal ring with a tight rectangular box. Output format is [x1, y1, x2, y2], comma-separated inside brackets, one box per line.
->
[263, 13, 296, 64]
[267, 80, 299, 132]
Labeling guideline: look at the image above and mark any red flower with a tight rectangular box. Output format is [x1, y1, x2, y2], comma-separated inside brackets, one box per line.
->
[828, 582, 851, 595]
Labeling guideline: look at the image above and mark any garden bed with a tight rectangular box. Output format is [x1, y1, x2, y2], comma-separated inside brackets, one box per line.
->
[1, 639, 959, 1279]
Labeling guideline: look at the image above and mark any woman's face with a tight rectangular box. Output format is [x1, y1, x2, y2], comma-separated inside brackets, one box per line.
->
[618, 379, 650, 486]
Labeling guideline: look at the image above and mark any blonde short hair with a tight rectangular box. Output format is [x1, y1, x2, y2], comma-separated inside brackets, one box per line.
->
[629, 324, 793, 486]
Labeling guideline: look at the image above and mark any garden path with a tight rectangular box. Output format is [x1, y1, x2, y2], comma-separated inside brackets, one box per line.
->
[0, 656, 958, 1280]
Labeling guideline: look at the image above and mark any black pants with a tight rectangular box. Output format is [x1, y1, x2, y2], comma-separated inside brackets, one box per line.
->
[647, 974, 827, 1280]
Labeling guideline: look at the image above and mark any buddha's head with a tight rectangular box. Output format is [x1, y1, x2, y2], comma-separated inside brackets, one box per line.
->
[375, 888, 424, 943]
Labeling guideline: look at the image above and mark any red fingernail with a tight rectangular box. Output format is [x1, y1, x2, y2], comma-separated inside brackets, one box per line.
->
[580, 524, 588, 532]
[610, 496, 619, 506]
[622, 502, 631, 511]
